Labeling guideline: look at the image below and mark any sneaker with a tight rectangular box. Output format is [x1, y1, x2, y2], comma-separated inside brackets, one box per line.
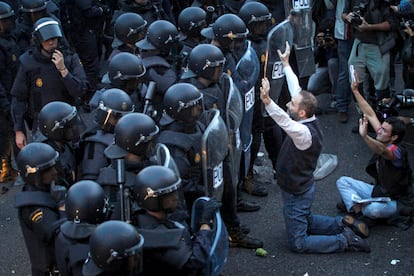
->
[342, 227, 371, 253]
[338, 112, 348, 123]
[228, 227, 263, 249]
[342, 214, 369, 238]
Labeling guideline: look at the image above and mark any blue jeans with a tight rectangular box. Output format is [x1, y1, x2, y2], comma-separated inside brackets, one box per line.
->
[281, 184, 348, 253]
[335, 39, 354, 113]
[336, 176, 397, 219]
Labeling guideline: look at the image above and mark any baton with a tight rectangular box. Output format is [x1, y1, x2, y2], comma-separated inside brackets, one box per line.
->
[116, 158, 126, 221]
[264, 49, 269, 78]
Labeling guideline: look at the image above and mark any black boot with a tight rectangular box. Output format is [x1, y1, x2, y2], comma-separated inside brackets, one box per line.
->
[228, 226, 263, 249]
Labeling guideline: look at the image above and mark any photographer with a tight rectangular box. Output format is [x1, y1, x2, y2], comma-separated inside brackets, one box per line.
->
[345, 0, 399, 102]
[307, 26, 339, 97]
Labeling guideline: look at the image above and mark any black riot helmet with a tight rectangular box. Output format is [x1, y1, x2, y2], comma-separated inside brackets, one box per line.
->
[201, 13, 248, 49]
[65, 180, 108, 224]
[95, 88, 135, 133]
[182, 44, 225, 81]
[178, 7, 207, 39]
[20, 0, 47, 13]
[114, 12, 147, 47]
[0, 1, 15, 33]
[133, 165, 181, 212]
[108, 52, 146, 91]
[83, 220, 144, 276]
[104, 112, 159, 159]
[38, 101, 86, 142]
[0, 1, 14, 19]
[239, 2, 272, 35]
[16, 142, 59, 187]
[32, 17, 62, 43]
[162, 83, 203, 124]
[136, 20, 180, 53]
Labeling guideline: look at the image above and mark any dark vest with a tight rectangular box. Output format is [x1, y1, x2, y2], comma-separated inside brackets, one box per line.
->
[276, 119, 324, 194]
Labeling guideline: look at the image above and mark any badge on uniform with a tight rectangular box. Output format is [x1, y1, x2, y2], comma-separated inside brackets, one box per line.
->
[35, 78, 43, 88]
[30, 209, 43, 223]
[194, 153, 201, 164]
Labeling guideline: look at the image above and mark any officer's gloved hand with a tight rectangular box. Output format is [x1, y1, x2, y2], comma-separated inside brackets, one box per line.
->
[199, 198, 222, 228]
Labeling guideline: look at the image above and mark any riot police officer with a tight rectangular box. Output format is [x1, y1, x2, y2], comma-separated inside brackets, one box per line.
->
[83, 220, 144, 276]
[177, 6, 207, 74]
[0, 1, 20, 184]
[109, 12, 147, 59]
[37, 101, 86, 187]
[136, 19, 181, 122]
[79, 88, 135, 181]
[14, 142, 66, 276]
[11, 17, 88, 150]
[55, 180, 109, 276]
[239, 1, 275, 196]
[132, 165, 221, 274]
[97, 112, 160, 220]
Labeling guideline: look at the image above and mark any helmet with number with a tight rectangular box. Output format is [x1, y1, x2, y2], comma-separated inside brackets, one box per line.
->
[113, 12, 147, 47]
[181, 44, 225, 81]
[104, 112, 159, 159]
[95, 88, 135, 133]
[239, 2, 272, 34]
[136, 20, 179, 53]
[38, 101, 86, 142]
[20, 0, 47, 13]
[32, 17, 62, 43]
[201, 13, 248, 49]
[65, 180, 108, 224]
[162, 83, 203, 124]
[133, 165, 181, 212]
[178, 7, 207, 40]
[108, 52, 146, 90]
[16, 142, 59, 187]
[83, 220, 144, 275]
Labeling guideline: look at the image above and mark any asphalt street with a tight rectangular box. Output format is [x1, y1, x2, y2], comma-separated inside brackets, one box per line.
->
[1, 89, 414, 275]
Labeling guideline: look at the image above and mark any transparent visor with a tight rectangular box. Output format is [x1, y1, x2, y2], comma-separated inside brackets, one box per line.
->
[202, 57, 226, 71]
[98, 101, 135, 116]
[188, 19, 207, 31]
[164, 33, 180, 45]
[143, 178, 182, 200]
[50, 107, 77, 132]
[134, 126, 160, 147]
[112, 67, 146, 80]
[104, 235, 144, 274]
[222, 30, 249, 40]
[177, 94, 203, 112]
[248, 13, 272, 24]
[25, 151, 59, 177]
[126, 22, 147, 38]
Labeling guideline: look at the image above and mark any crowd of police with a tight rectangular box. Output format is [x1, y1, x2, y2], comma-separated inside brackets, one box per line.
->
[0, 0, 293, 275]
[3, 0, 414, 275]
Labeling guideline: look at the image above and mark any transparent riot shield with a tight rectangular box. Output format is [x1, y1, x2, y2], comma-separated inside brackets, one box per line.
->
[285, 0, 315, 78]
[191, 196, 228, 276]
[234, 40, 260, 177]
[265, 19, 293, 104]
[219, 73, 243, 190]
[153, 143, 180, 177]
[200, 109, 229, 199]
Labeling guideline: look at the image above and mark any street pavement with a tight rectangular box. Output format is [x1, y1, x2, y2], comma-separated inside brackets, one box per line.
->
[1, 92, 414, 275]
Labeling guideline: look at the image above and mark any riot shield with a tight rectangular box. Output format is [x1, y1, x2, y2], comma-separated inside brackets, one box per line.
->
[200, 109, 229, 199]
[191, 196, 228, 276]
[265, 19, 293, 103]
[153, 143, 180, 178]
[220, 73, 243, 190]
[285, 0, 315, 78]
[234, 40, 260, 177]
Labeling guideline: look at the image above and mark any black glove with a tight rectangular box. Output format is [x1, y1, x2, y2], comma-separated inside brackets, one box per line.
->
[199, 198, 222, 228]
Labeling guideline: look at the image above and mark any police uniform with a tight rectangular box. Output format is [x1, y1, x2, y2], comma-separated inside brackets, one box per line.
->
[10, 46, 87, 133]
[54, 221, 96, 276]
[15, 184, 65, 276]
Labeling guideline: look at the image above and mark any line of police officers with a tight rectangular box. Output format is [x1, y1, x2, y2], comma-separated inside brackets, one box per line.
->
[0, 0, 293, 275]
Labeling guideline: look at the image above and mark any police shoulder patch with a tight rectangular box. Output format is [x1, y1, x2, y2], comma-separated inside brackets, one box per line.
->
[30, 209, 43, 223]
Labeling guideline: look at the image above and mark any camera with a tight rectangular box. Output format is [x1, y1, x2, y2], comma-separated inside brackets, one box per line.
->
[400, 19, 414, 30]
[351, 2, 367, 26]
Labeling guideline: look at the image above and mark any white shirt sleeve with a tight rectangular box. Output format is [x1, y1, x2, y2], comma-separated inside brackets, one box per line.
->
[265, 100, 313, 150]
[284, 65, 302, 97]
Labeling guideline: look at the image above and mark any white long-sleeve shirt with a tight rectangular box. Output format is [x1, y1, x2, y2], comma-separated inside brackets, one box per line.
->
[265, 65, 314, 151]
